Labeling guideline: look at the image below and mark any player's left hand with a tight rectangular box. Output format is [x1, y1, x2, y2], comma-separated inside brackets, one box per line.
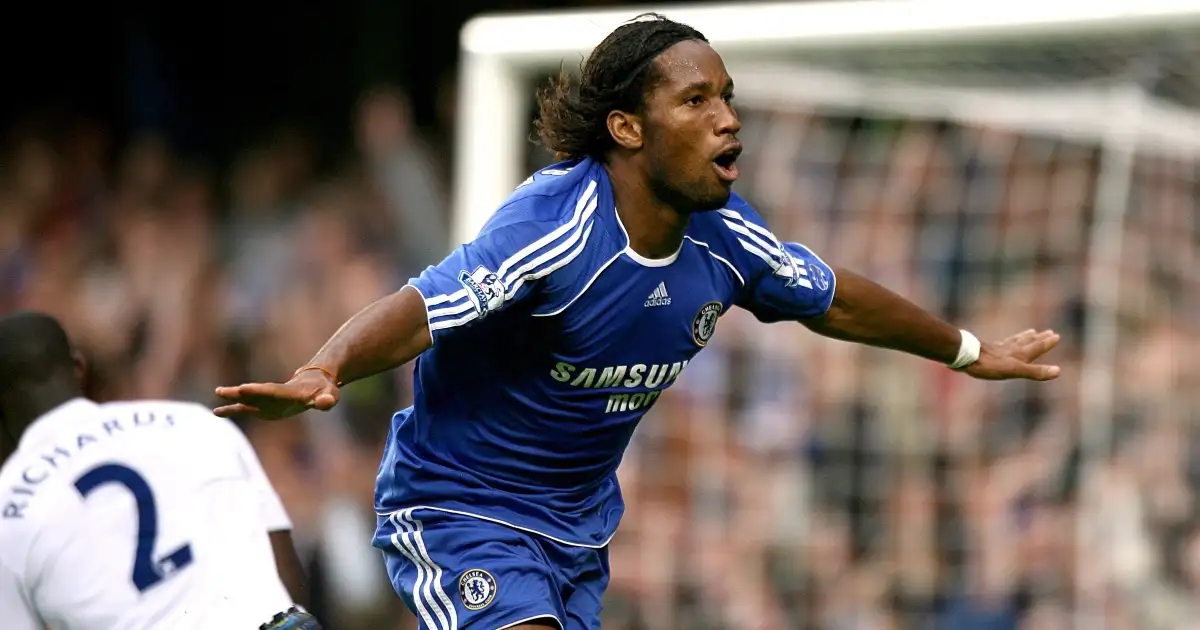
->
[213, 368, 340, 420]
[962, 329, 1061, 381]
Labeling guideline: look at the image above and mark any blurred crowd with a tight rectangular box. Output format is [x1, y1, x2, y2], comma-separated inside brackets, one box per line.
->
[4, 81, 1200, 630]
[0, 85, 447, 629]
[642, 107, 1200, 630]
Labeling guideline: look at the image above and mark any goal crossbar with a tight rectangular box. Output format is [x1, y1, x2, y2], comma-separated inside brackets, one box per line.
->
[731, 64, 1200, 159]
[463, 0, 1200, 59]
[454, 0, 1200, 243]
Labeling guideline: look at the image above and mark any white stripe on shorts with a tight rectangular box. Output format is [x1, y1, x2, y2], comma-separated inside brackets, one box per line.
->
[390, 509, 459, 630]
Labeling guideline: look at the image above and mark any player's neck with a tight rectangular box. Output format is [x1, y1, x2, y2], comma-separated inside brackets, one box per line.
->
[5, 385, 81, 438]
[606, 165, 689, 260]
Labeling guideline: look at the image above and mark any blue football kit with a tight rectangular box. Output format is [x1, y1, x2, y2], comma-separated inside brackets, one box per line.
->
[372, 157, 836, 629]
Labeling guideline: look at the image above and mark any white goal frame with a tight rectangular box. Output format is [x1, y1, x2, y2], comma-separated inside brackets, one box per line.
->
[453, 2, 1200, 627]
[454, 0, 1200, 243]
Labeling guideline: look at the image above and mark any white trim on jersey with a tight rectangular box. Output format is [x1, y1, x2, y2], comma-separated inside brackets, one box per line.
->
[682, 236, 746, 286]
[530, 247, 624, 318]
[389, 509, 459, 630]
[423, 181, 600, 332]
[379, 505, 617, 549]
[404, 284, 437, 347]
[791, 241, 835, 275]
[497, 614, 564, 630]
[717, 207, 785, 250]
[717, 208, 814, 289]
[794, 240, 838, 303]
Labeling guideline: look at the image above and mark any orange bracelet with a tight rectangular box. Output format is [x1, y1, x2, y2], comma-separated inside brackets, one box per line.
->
[292, 365, 342, 386]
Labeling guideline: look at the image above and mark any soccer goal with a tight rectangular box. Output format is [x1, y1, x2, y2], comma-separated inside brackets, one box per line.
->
[453, 2, 1200, 628]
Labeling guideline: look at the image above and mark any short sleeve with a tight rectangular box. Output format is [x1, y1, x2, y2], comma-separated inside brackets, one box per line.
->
[0, 562, 42, 630]
[228, 426, 292, 532]
[719, 206, 837, 322]
[408, 214, 578, 343]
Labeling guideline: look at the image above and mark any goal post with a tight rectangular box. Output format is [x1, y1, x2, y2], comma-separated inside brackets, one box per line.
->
[451, 2, 1200, 628]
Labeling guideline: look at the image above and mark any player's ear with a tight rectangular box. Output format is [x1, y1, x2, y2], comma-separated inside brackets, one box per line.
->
[607, 110, 643, 151]
[72, 348, 87, 384]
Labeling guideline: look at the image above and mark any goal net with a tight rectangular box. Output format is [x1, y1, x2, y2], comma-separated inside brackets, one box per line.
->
[452, 2, 1200, 628]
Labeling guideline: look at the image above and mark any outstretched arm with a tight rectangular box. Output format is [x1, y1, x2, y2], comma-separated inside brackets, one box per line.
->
[304, 285, 433, 386]
[213, 287, 432, 419]
[215, 201, 566, 420]
[716, 201, 1059, 382]
[803, 268, 1061, 381]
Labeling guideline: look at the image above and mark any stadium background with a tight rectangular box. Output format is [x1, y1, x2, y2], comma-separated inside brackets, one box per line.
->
[4, 1, 1200, 629]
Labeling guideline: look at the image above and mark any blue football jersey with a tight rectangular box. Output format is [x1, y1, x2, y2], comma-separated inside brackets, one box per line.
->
[374, 157, 836, 547]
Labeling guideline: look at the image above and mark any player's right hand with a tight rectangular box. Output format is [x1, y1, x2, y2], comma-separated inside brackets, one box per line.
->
[213, 370, 340, 420]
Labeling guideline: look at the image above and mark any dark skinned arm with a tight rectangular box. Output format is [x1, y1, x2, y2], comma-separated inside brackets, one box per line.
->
[306, 285, 433, 385]
[213, 286, 434, 419]
[801, 267, 1061, 381]
[801, 267, 961, 363]
[269, 529, 310, 609]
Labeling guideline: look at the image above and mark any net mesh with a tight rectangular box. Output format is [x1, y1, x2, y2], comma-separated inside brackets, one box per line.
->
[519, 34, 1200, 630]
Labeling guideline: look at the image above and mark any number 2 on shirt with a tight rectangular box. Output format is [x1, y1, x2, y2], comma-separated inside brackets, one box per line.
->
[74, 463, 194, 592]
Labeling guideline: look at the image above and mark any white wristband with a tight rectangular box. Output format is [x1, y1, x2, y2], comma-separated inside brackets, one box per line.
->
[948, 329, 981, 370]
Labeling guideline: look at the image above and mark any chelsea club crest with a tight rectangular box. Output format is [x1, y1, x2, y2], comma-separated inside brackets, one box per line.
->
[692, 301, 724, 347]
[808, 262, 830, 291]
[459, 569, 497, 611]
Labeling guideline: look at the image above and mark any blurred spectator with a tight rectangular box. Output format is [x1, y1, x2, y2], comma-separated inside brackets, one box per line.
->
[356, 85, 450, 272]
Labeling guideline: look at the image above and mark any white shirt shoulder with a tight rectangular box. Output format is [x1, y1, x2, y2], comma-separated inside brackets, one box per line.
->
[97, 400, 292, 531]
[0, 398, 292, 630]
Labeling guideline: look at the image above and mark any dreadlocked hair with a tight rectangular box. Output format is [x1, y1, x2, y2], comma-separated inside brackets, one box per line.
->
[533, 13, 707, 161]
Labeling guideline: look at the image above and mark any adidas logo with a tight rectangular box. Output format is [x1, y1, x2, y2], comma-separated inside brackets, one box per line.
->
[644, 281, 671, 307]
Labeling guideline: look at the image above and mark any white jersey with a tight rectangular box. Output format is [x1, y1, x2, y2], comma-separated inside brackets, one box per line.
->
[0, 398, 295, 630]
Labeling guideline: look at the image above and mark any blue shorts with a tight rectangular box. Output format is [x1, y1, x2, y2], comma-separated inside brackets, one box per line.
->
[372, 508, 609, 630]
